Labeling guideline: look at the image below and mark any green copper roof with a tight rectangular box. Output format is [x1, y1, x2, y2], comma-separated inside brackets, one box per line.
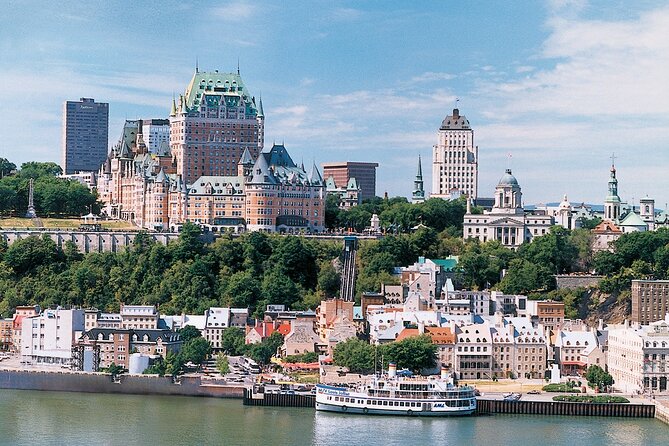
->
[433, 256, 459, 271]
[182, 71, 258, 116]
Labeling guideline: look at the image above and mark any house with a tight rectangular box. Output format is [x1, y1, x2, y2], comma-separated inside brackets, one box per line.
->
[77, 328, 182, 371]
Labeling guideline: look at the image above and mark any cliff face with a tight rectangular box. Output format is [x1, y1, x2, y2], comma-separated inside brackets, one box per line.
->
[584, 290, 631, 326]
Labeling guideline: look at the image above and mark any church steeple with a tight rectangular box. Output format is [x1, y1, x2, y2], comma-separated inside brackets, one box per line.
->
[604, 155, 622, 222]
[412, 154, 425, 204]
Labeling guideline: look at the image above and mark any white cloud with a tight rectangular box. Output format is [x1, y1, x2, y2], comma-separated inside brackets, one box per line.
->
[331, 8, 363, 21]
[212, 2, 257, 21]
[411, 72, 456, 83]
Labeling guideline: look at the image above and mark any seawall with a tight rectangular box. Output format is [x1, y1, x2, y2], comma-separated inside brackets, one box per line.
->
[476, 399, 655, 418]
[0, 369, 244, 398]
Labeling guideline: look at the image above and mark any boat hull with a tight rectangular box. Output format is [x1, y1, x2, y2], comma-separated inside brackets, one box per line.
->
[315, 401, 475, 417]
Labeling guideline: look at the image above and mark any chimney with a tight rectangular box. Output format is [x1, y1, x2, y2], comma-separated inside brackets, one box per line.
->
[453, 108, 460, 119]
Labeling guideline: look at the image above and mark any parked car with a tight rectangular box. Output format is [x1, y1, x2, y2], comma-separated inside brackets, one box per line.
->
[527, 390, 541, 395]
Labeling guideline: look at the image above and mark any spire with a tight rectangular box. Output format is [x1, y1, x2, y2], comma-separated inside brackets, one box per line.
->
[170, 94, 177, 117]
[416, 154, 423, 179]
[195, 57, 199, 73]
[258, 94, 264, 117]
[237, 57, 240, 75]
[412, 154, 425, 204]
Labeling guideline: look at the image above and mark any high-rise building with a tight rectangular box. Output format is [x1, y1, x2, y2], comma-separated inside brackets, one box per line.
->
[431, 108, 478, 199]
[62, 98, 109, 174]
[141, 119, 171, 155]
[321, 162, 378, 200]
[170, 69, 264, 185]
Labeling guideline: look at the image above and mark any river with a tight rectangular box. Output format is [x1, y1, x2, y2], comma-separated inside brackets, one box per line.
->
[0, 390, 668, 445]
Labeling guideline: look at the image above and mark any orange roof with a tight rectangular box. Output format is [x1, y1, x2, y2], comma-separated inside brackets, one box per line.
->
[395, 327, 455, 344]
[593, 221, 622, 234]
[277, 322, 292, 335]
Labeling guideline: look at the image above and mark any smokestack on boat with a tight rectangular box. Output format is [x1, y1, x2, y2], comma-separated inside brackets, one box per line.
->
[388, 362, 397, 378]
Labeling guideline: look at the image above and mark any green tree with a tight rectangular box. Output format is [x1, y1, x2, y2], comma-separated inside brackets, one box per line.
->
[333, 337, 376, 374]
[316, 261, 340, 299]
[4, 235, 63, 275]
[0, 158, 16, 177]
[220, 327, 247, 356]
[181, 337, 212, 365]
[222, 271, 261, 309]
[585, 365, 614, 391]
[143, 357, 167, 375]
[172, 222, 204, 260]
[216, 354, 230, 374]
[380, 335, 437, 373]
[17, 161, 63, 178]
[247, 332, 283, 365]
[179, 325, 202, 343]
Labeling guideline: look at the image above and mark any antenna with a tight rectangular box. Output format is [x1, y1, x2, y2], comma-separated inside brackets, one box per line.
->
[195, 57, 199, 73]
[237, 57, 240, 75]
[610, 152, 616, 167]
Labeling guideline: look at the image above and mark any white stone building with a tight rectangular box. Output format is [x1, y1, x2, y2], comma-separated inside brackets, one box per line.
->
[20, 308, 85, 365]
[431, 108, 478, 199]
[608, 317, 669, 394]
[463, 169, 554, 249]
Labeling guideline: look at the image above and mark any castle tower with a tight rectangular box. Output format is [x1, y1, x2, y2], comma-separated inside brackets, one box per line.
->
[412, 154, 425, 204]
[604, 161, 621, 222]
[170, 70, 264, 184]
[432, 107, 478, 199]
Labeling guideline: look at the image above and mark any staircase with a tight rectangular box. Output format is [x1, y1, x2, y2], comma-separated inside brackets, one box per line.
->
[339, 236, 358, 302]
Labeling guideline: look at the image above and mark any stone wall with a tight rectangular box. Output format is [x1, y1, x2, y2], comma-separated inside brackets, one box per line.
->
[0, 230, 181, 253]
[554, 275, 603, 290]
[0, 369, 243, 398]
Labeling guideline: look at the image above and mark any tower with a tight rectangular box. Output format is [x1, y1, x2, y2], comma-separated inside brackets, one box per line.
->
[432, 107, 478, 199]
[62, 98, 109, 174]
[169, 70, 264, 185]
[604, 160, 621, 222]
[640, 196, 655, 230]
[412, 154, 425, 204]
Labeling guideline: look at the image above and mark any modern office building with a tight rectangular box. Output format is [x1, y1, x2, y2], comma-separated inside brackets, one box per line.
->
[431, 108, 478, 199]
[62, 98, 109, 174]
[322, 162, 378, 200]
[141, 119, 171, 155]
[169, 69, 264, 185]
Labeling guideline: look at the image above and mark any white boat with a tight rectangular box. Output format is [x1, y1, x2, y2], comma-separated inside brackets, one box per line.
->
[315, 364, 476, 417]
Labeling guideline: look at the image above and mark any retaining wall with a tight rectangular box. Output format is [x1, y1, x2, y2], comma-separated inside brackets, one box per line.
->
[476, 399, 654, 418]
[0, 369, 243, 398]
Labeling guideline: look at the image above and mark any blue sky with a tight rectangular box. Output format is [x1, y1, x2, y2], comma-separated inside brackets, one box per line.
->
[1, 0, 668, 206]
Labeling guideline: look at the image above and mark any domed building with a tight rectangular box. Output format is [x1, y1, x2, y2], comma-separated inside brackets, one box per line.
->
[463, 169, 554, 249]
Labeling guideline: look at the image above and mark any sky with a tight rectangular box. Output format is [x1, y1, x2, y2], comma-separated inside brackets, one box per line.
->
[1, 0, 668, 206]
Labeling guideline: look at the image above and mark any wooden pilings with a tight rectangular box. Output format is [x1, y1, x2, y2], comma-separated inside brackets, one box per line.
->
[243, 388, 315, 408]
[475, 399, 655, 418]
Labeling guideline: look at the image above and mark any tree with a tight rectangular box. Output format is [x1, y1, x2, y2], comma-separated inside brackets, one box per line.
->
[18, 161, 62, 178]
[179, 325, 202, 343]
[4, 235, 63, 275]
[247, 332, 283, 365]
[216, 354, 230, 374]
[220, 327, 246, 356]
[181, 337, 212, 365]
[143, 357, 167, 375]
[585, 365, 613, 391]
[0, 158, 16, 178]
[333, 338, 376, 374]
[317, 261, 340, 299]
[172, 222, 204, 260]
[103, 362, 126, 376]
[380, 335, 437, 373]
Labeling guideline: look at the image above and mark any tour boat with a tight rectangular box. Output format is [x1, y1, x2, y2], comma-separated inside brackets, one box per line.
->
[315, 364, 476, 416]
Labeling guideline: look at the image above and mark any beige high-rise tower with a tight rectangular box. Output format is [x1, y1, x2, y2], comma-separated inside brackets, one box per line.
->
[431, 108, 478, 199]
